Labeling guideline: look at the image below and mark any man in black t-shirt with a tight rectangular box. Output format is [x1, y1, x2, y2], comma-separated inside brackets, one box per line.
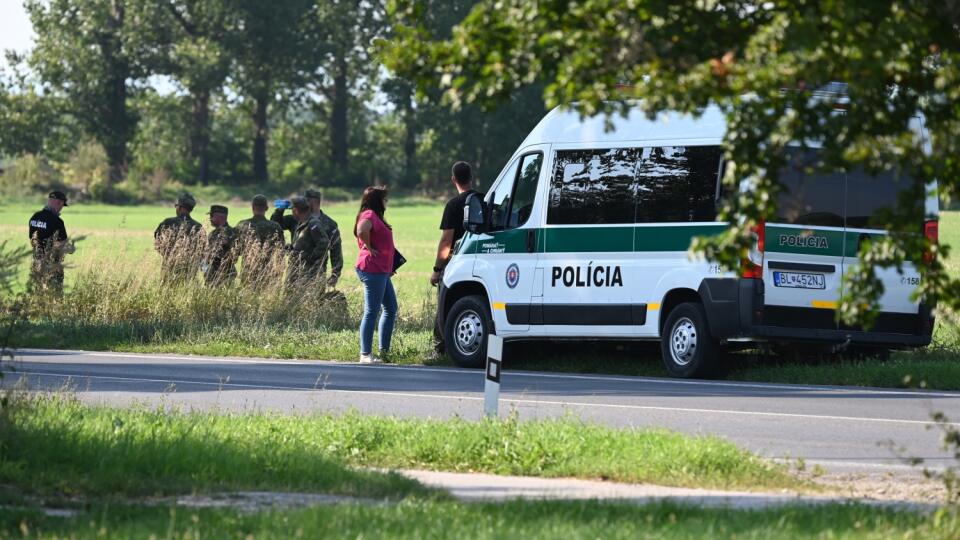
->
[430, 161, 482, 356]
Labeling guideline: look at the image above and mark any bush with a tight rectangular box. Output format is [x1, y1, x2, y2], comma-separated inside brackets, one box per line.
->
[0, 153, 62, 199]
[59, 141, 110, 200]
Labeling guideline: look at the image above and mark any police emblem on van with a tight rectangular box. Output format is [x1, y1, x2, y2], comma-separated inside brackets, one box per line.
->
[779, 232, 828, 249]
[505, 263, 520, 288]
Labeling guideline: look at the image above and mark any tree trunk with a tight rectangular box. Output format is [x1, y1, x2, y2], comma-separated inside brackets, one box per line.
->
[104, 70, 130, 185]
[190, 89, 211, 185]
[252, 92, 269, 183]
[103, 0, 131, 185]
[401, 88, 417, 187]
[330, 54, 349, 171]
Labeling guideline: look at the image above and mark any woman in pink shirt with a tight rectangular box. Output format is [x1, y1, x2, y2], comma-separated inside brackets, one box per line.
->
[354, 186, 397, 363]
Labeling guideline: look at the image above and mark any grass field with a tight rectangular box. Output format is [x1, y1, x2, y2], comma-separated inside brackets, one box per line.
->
[0, 199, 443, 300]
[2, 200, 960, 388]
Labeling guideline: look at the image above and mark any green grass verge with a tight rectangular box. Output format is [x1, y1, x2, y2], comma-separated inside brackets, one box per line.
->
[0, 396, 800, 500]
[4, 500, 959, 540]
[503, 341, 960, 391]
[16, 323, 441, 365]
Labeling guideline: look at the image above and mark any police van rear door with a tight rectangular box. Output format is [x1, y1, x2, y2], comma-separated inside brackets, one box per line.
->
[763, 148, 846, 330]
[842, 166, 925, 329]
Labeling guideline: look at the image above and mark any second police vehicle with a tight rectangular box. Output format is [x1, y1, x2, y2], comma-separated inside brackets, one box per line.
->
[438, 103, 939, 378]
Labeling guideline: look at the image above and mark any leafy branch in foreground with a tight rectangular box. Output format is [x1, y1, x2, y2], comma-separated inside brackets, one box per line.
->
[0, 240, 30, 396]
[381, 0, 960, 324]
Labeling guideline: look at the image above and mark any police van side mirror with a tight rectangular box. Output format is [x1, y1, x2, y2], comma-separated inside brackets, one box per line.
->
[463, 193, 486, 234]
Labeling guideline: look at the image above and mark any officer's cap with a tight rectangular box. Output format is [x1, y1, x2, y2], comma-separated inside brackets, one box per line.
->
[251, 194, 268, 207]
[290, 196, 310, 211]
[176, 193, 196, 210]
[304, 188, 322, 200]
[208, 204, 228, 215]
[48, 190, 69, 206]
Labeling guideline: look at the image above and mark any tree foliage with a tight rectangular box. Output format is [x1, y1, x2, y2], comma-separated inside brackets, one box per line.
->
[381, 0, 960, 321]
[3, 0, 547, 200]
[25, 0, 153, 183]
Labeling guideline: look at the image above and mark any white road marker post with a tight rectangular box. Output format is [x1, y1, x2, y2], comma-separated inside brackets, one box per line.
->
[484, 334, 503, 419]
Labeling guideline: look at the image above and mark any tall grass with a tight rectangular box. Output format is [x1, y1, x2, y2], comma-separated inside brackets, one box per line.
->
[18, 233, 438, 360]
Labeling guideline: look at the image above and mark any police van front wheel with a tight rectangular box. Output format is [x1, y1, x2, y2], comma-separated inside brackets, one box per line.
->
[445, 295, 492, 368]
[660, 302, 721, 379]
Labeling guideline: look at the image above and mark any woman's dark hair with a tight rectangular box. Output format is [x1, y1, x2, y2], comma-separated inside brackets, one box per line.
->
[354, 186, 391, 236]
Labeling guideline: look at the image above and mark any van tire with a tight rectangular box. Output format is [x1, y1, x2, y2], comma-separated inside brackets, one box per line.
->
[660, 302, 721, 378]
[445, 295, 492, 368]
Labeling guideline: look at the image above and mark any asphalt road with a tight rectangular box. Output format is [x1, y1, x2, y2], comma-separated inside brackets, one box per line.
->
[6, 348, 960, 475]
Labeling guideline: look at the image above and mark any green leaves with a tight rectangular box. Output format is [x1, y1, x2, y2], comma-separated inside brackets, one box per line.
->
[384, 0, 960, 320]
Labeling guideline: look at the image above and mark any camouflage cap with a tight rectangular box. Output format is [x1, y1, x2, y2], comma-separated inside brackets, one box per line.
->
[176, 193, 196, 210]
[304, 188, 322, 200]
[208, 204, 228, 215]
[290, 196, 310, 211]
[251, 194, 268, 207]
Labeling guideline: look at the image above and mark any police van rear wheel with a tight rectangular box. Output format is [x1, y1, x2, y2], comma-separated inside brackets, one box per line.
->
[445, 295, 492, 368]
[660, 302, 720, 378]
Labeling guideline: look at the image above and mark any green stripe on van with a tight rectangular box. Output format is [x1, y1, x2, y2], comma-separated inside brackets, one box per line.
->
[634, 224, 726, 252]
[765, 225, 845, 257]
[460, 224, 729, 254]
[460, 227, 531, 255]
[843, 230, 888, 258]
[544, 227, 634, 253]
[545, 225, 725, 253]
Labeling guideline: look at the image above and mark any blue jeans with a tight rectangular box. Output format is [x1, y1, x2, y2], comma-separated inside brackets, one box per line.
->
[355, 269, 398, 355]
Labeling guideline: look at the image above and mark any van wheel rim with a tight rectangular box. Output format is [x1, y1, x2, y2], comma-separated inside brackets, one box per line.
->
[670, 317, 698, 366]
[454, 309, 484, 356]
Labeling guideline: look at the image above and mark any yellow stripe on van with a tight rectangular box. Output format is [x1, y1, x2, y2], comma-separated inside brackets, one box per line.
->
[811, 300, 838, 309]
[647, 303, 661, 311]
[492, 302, 506, 311]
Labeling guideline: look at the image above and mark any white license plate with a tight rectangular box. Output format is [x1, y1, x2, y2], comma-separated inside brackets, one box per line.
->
[773, 271, 825, 289]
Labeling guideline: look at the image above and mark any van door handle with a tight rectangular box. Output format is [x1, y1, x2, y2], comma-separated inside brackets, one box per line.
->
[526, 229, 537, 253]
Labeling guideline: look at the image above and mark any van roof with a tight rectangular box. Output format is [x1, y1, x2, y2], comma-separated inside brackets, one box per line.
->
[518, 104, 728, 148]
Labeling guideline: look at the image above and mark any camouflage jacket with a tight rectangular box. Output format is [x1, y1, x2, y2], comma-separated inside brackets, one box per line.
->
[273, 208, 342, 282]
[236, 215, 284, 247]
[290, 217, 330, 273]
[154, 215, 204, 258]
[205, 224, 238, 283]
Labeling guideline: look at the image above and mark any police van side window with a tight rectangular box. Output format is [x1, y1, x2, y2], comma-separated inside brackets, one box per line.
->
[635, 146, 722, 223]
[547, 148, 639, 224]
[774, 148, 845, 227]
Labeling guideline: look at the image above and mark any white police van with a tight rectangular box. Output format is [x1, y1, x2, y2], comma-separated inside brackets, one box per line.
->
[438, 105, 938, 378]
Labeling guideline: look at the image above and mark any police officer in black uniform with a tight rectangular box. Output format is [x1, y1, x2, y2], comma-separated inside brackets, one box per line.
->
[28, 190, 74, 296]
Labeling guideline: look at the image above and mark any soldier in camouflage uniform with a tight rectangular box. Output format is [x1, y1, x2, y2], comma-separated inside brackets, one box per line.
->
[272, 188, 343, 287]
[286, 196, 330, 290]
[203, 205, 238, 287]
[235, 194, 285, 287]
[154, 193, 204, 285]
